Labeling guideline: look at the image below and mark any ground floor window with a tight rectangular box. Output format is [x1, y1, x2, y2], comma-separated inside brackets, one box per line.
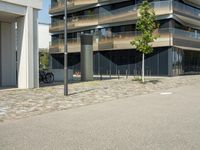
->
[50, 47, 170, 76]
[172, 48, 200, 75]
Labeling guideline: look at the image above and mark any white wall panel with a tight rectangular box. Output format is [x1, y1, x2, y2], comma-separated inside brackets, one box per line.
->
[1, 22, 16, 87]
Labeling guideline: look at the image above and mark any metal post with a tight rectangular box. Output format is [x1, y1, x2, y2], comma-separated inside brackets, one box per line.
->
[100, 74, 102, 80]
[126, 69, 128, 79]
[64, 0, 68, 96]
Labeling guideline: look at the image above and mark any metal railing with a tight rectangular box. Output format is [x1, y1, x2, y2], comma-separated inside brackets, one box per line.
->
[49, 28, 200, 53]
[50, 14, 98, 32]
[173, 1, 200, 19]
[49, 0, 98, 13]
[49, 1, 200, 32]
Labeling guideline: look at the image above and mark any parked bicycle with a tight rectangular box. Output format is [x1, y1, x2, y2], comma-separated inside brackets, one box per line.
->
[39, 70, 54, 84]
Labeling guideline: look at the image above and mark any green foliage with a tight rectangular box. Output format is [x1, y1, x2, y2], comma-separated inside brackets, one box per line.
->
[130, 0, 159, 54]
[39, 50, 49, 70]
[132, 77, 142, 82]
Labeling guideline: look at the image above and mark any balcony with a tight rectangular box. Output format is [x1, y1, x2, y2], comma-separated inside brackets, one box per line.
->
[173, 1, 200, 26]
[49, 28, 200, 54]
[49, 37, 98, 53]
[68, 15, 98, 30]
[99, 29, 172, 50]
[183, 0, 200, 7]
[99, 1, 172, 25]
[49, 1, 65, 14]
[49, 0, 98, 14]
[49, 15, 98, 33]
[49, 19, 64, 33]
[172, 28, 200, 49]
[49, 38, 80, 53]
[99, 1, 200, 26]
[49, 39, 64, 53]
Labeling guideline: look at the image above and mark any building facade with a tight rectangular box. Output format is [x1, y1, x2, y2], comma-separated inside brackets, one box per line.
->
[49, 0, 200, 76]
[0, 0, 42, 88]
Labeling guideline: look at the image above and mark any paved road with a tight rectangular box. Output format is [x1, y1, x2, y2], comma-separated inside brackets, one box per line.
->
[1, 84, 200, 150]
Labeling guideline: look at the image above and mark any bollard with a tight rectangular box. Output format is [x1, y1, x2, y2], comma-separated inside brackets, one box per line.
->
[126, 70, 128, 79]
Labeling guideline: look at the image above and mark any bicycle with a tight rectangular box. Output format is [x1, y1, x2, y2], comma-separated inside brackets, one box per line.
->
[39, 70, 54, 84]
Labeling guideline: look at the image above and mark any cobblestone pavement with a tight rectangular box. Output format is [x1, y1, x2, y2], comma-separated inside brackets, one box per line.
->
[0, 75, 200, 122]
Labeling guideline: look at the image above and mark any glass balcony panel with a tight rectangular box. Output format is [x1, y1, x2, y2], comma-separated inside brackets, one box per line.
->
[50, 15, 98, 33]
[172, 28, 200, 40]
[68, 15, 98, 29]
[173, 1, 200, 19]
[99, 1, 172, 24]
[50, 36, 98, 53]
[49, 28, 200, 53]
[49, 0, 98, 14]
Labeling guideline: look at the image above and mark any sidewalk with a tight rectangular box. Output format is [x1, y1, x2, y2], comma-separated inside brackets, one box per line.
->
[1, 75, 200, 122]
[0, 83, 200, 150]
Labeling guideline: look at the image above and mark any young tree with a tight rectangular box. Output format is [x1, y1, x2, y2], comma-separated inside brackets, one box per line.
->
[130, 0, 159, 83]
[39, 48, 49, 70]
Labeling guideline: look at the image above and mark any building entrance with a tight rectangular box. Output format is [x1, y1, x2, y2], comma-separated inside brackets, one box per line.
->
[0, 0, 41, 89]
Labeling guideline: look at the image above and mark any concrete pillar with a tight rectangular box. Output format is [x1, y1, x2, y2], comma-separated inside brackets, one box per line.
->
[0, 22, 1, 86]
[33, 9, 39, 88]
[81, 34, 93, 81]
[0, 22, 16, 87]
[17, 7, 39, 89]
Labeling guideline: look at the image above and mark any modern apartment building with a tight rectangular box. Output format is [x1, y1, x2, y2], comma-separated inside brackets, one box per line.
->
[0, 0, 42, 88]
[49, 0, 200, 76]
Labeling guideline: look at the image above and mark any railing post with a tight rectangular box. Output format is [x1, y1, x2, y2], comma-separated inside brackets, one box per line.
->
[118, 70, 120, 79]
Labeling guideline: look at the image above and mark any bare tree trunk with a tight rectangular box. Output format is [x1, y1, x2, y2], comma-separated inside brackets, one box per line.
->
[142, 53, 145, 83]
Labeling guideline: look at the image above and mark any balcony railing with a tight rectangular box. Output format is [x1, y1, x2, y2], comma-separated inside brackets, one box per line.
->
[49, 28, 200, 53]
[100, 29, 172, 50]
[49, 0, 98, 14]
[50, 1, 172, 33]
[99, 1, 172, 24]
[172, 28, 200, 40]
[49, 37, 99, 53]
[49, 14, 99, 33]
[49, 0, 200, 32]
[173, 1, 200, 19]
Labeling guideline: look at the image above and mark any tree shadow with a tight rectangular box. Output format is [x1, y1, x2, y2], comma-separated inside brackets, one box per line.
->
[39, 76, 119, 87]
[68, 88, 96, 96]
[144, 79, 161, 84]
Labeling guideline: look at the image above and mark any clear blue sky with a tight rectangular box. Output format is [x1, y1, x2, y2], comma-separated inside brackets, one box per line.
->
[38, 0, 51, 24]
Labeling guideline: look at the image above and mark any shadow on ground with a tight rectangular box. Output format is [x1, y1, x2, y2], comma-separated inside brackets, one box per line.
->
[40, 76, 120, 88]
[144, 79, 162, 84]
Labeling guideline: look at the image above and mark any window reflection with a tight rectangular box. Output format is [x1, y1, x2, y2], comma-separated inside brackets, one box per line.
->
[172, 48, 200, 75]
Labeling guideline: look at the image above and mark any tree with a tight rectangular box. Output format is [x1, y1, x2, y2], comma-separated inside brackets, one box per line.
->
[130, 0, 159, 83]
[39, 48, 49, 70]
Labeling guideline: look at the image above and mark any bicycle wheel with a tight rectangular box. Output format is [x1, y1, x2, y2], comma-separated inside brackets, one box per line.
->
[45, 73, 54, 83]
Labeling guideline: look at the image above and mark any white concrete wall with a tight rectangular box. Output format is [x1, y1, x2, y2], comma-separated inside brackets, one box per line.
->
[0, 22, 16, 87]
[1, 0, 42, 9]
[38, 23, 51, 50]
[0, 0, 42, 89]
[17, 7, 39, 89]
[0, 1, 26, 16]
[33, 9, 39, 88]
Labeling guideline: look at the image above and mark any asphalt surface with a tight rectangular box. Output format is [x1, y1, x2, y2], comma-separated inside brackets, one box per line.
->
[0, 84, 200, 150]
